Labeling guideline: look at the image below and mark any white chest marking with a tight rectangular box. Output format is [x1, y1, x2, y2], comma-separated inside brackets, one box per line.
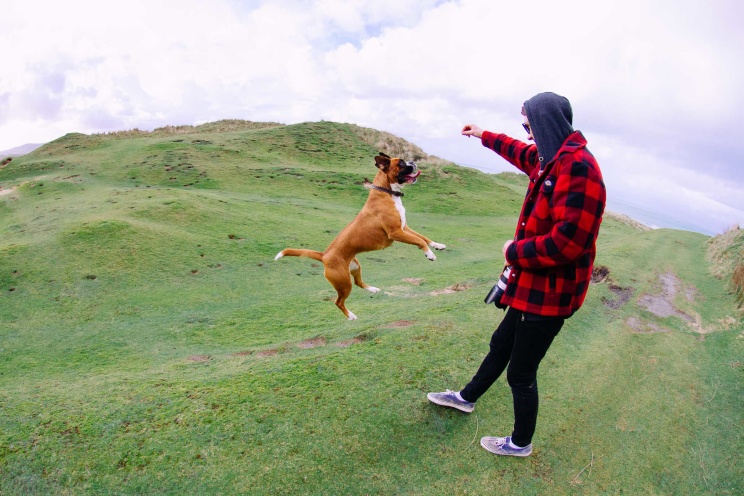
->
[392, 195, 406, 228]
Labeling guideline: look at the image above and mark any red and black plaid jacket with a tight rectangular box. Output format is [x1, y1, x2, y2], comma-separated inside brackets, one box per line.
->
[481, 130, 606, 317]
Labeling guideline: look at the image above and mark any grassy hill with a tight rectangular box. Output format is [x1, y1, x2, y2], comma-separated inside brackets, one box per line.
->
[0, 121, 741, 495]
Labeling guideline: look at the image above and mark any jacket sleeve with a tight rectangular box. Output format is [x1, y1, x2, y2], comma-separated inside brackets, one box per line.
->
[481, 131, 539, 175]
[506, 159, 605, 269]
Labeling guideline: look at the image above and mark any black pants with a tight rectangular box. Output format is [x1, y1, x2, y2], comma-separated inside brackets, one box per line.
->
[460, 307, 564, 447]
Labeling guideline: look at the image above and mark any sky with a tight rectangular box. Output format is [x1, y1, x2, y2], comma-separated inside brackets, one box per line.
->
[2, 0, 743, 236]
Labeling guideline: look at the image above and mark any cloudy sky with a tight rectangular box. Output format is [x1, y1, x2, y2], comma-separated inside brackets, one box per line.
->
[2, 0, 743, 235]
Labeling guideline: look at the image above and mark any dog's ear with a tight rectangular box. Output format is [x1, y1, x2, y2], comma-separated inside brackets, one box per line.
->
[375, 154, 390, 170]
[378, 151, 391, 159]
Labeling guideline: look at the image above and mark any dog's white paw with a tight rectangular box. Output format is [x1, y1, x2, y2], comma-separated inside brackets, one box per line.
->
[347, 311, 358, 320]
[365, 286, 380, 293]
[425, 249, 436, 261]
[274, 251, 284, 261]
[430, 242, 446, 250]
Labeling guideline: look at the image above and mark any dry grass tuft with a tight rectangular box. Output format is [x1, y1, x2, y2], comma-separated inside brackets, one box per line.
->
[348, 124, 451, 165]
[97, 120, 284, 139]
[733, 265, 744, 306]
[707, 225, 744, 306]
[604, 211, 652, 231]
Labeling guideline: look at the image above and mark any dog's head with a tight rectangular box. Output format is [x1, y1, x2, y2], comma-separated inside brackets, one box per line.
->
[374, 152, 420, 185]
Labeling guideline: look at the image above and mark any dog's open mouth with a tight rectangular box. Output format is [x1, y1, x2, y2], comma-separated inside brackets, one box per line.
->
[405, 170, 421, 184]
[399, 160, 420, 184]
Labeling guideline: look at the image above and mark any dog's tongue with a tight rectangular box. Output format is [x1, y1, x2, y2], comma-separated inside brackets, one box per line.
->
[406, 170, 421, 183]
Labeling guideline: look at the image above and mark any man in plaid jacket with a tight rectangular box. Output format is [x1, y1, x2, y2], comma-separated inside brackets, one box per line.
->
[427, 92, 606, 457]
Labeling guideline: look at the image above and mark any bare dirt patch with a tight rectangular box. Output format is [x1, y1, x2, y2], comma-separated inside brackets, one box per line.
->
[0, 187, 17, 197]
[684, 287, 698, 302]
[402, 278, 424, 285]
[256, 349, 279, 358]
[632, 272, 722, 335]
[637, 272, 695, 322]
[337, 334, 370, 348]
[591, 265, 633, 309]
[602, 284, 634, 309]
[385, 320, 416, 328]
[57, 174, 82, 184]
[187, 355, 211, 363]
[591, 265, 610, 283]
[297, 337, 327, 349]
[718, 316, 740, 330]
[430, 283, 471, 296]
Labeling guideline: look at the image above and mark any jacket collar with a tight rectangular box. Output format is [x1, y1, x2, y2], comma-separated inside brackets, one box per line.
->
[545, 131, 587, 167]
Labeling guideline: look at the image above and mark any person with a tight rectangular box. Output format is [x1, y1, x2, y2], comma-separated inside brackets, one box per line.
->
[427, 92, 606, 457]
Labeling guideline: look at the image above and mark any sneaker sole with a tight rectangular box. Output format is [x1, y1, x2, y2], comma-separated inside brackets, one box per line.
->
[480, 438, 532, 457]
[426, 393, 474, 413]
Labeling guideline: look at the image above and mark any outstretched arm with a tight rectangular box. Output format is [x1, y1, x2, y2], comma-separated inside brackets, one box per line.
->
[462, 124, 539, 175]
[480, 131, 539, 176]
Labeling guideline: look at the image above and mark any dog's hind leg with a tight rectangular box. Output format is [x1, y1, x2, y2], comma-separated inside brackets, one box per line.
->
[350, 257, 380, 293]
[325, 264, 357, 320]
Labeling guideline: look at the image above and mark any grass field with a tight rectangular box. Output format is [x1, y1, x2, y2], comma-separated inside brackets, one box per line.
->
[0, 121, 741, 495]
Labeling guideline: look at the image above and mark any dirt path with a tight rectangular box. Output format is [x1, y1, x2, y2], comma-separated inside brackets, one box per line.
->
[637, 272, 695, 322]
[632, 271, 712, 334]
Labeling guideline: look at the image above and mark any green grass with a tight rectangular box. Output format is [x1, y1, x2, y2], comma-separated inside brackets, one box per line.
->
[0, 121, 741, 495]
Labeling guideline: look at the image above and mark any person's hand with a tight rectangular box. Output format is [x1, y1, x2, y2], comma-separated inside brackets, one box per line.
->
[502, 240, 513, 262]
[461, 124, 484, 139]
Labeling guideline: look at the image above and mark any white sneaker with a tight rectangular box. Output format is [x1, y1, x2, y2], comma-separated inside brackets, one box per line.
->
[480, 436, 532, 457]
[426, 390, 474, 413]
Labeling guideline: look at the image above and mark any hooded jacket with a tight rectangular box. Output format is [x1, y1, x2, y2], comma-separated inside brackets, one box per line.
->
[481, 92, 606, 317]
[523, 92, 574, 165]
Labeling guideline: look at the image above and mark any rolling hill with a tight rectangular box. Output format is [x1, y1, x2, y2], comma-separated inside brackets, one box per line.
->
[0, 120, 741, 495]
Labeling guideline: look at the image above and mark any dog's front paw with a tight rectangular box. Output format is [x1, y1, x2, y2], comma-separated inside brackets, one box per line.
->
[425, 249, 436, 261]
[429, 241, 446, 250]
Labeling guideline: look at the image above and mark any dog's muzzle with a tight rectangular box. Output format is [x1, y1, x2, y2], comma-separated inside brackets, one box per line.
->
[399, 161, 420, 184]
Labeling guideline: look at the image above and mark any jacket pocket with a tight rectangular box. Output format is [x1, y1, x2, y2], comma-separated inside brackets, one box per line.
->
[540, 175, 556, 195]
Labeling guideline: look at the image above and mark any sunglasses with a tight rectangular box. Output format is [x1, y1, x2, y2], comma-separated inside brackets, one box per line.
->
[522, 122, 531, 134]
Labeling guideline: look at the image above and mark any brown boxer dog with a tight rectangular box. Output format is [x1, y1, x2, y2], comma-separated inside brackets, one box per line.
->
[274, 153, 446, 320]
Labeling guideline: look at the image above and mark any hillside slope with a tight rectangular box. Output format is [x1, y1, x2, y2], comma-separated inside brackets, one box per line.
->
[0, 121, 740, 495]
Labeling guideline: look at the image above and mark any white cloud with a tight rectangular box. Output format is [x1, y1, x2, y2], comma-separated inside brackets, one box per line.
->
[593, 132, 744, 233]
[0, 0, 742, 233]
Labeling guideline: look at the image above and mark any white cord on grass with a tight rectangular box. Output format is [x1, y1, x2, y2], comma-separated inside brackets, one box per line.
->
[461, 414, 479, 454]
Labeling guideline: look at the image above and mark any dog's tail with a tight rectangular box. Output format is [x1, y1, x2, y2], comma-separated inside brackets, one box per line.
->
[274, 248, 324, 261]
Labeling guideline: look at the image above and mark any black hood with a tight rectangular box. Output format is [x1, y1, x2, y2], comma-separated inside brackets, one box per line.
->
[523, 92, 574, 166]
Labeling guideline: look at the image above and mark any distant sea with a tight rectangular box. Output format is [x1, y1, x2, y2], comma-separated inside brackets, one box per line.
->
[605, 197, 715, 236]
